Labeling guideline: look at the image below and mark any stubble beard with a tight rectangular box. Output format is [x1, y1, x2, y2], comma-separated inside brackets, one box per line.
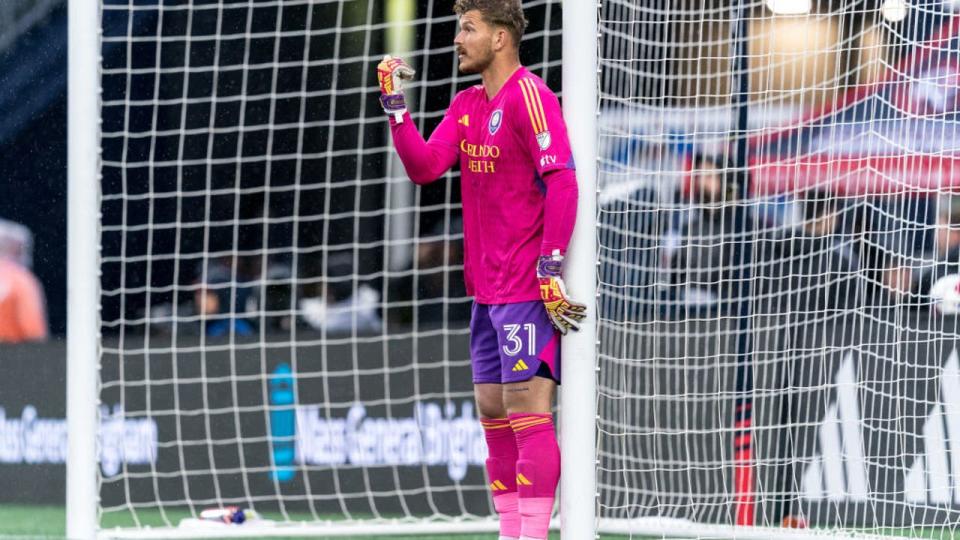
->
[457, 47, 494, 75]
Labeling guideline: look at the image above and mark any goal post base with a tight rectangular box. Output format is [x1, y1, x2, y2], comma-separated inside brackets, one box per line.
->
[102, 517, 916, 540]
[98, 519, 505, 540]
[598, 518, 914, 540]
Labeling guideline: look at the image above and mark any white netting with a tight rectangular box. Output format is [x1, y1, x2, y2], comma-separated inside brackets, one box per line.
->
[96, 0, 561, 535]
[94, 0, 960, 537]
[598, 0, 960, 538]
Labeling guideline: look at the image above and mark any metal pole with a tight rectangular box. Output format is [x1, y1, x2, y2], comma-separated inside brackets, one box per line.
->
[385, 0, 417, 272]
[560, 0, 599, 537]
[66, 0, 101, 537]
[730, 0, 755, 528]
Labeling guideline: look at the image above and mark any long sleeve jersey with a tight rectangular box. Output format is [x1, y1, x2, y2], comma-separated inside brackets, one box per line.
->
[389, 67, 578, 304]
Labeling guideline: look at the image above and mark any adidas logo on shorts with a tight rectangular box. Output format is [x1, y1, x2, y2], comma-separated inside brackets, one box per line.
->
[512, 359, 529, 372]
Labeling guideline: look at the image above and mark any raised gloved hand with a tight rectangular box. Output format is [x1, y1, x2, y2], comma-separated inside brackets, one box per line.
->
[537, 250, 586, 335]
[377, 55, 415, 123]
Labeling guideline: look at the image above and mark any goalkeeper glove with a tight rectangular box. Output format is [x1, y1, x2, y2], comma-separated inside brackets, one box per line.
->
[537, 250, 587, 335]
[377, 55, 415, 123]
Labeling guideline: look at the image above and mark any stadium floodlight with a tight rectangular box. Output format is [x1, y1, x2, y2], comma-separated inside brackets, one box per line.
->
[882, 0, 910, 21]
[766, 0, 812, 15]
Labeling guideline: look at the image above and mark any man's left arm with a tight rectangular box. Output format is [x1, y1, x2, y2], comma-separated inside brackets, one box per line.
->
[514, 78, 585, 334]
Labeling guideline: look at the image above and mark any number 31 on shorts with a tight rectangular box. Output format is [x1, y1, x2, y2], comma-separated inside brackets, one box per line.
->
[502, 323, 536, 357]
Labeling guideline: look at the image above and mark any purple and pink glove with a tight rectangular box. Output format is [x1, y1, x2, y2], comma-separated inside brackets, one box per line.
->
[537, 250, 586, 335]
[377, 55, 415, 123]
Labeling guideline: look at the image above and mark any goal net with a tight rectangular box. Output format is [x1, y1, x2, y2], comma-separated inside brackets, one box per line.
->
[598, 0, 960, 538]
[84, 0, 960, 537]
[95, 0, 561, 536]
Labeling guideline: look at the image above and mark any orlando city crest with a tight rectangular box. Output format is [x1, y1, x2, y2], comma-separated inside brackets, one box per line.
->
[489, 109, 503, 135]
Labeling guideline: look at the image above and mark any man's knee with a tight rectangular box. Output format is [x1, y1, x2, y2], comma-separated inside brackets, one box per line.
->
[475, 383, 507, 419]
[478, 400, 507, 419]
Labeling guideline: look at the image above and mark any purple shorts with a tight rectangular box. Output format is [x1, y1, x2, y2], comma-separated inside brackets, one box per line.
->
[470, 300, 561, 385]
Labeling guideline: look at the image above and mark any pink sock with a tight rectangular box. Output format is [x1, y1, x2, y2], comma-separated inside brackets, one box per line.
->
[509, 413, 559, 540]
[481, 417, 520, 539]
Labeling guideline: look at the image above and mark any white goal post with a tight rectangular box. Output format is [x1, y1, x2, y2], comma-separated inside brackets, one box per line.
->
[66, 0, 101, 537]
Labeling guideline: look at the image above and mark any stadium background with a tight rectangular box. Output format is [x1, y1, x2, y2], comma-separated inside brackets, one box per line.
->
[4, 0, 960, 538]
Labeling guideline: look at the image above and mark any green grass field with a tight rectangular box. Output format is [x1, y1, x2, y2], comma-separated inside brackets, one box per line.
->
[0, 505, 582, 539]
[5, 505, 957, 539]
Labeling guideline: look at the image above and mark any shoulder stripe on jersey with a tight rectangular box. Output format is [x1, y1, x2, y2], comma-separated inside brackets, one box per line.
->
[518, 78, 548, 134]
[527, 79, 549, 132]
[518, 79, 541, 133]
[524, 78, 549, 133]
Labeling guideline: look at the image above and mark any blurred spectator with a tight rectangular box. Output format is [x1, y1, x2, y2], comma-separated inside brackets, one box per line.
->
[145, 254, 291, 337]
[839, 198, 888, 305]
[0, 219, 33, 268]
[598, 184, 669, 320]
[183, 190, 298, 337]
[0, 219, 48, 343]
[386, 218, 470, 326]
[300, 252, 381, 334]
[193, 255, 261, 338]
[883, 193, 960, 303]
[669, 152, 745, 307]
[757, 190, 862, 312]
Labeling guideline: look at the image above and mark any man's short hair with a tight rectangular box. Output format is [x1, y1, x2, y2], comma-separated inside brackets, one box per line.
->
[0, 219, 32, 268]
[453, 0, 529, 47]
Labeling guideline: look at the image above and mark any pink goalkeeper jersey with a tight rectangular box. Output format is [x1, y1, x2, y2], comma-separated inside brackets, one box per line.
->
[390, 67, 577, 304]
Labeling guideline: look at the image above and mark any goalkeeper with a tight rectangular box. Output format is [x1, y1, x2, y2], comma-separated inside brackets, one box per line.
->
[378, 1, 583, 539]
